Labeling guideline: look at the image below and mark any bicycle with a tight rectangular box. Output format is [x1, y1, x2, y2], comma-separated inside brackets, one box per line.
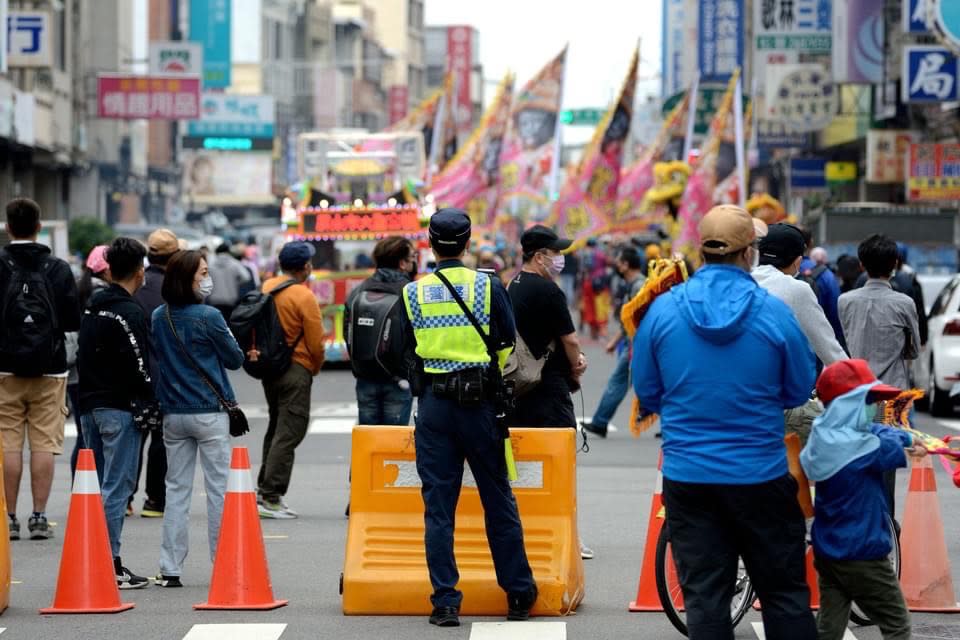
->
[654, 514, 901, 636]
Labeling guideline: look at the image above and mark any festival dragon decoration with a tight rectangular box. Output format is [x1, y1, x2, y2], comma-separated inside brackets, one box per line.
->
[620, 257, 689, 436]
[882, 389, 960, 487]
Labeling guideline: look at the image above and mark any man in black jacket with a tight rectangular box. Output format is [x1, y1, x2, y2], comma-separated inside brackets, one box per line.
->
[78, 237, 152, 589]
[0, 198, 80, 541]
[131, 228, 179, 518]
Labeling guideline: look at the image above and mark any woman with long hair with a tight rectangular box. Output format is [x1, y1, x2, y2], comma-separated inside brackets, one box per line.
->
[149, 250, 243, 587]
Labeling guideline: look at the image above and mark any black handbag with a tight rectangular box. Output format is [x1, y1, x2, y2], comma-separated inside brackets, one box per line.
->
[165, 307, 249, 437]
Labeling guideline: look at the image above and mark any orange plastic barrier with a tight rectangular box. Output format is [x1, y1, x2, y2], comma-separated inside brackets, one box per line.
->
[341, 426, 584, 616]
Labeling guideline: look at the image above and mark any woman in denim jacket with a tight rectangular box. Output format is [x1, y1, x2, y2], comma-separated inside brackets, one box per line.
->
[150, 250, 243, 587]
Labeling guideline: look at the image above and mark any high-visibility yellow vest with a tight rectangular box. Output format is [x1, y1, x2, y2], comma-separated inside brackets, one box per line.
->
[403, 267, 493, 374]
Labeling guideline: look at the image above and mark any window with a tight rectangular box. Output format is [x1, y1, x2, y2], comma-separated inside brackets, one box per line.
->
[274, 21, 283, 59]
[929, 277, 960, 318]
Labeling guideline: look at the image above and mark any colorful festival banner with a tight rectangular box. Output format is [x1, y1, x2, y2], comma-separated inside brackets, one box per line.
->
[498, 47, 567, 224]
[675, 69, 741, 256]
[613, 90, 691, 231]
[428, 72, 515, 231]
[550, 47, 639, 245]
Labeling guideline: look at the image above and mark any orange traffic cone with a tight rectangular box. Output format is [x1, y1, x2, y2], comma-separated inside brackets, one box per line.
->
[805, 546, 820, 609]
[629, 450, 665, 611]
[899, 455, 960, 612]
[195, 447, 287, 610]
[40, 449, 134, 614]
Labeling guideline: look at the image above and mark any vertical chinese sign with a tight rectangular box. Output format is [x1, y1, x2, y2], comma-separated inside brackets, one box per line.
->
[190, 0, 231, 89]
[699, 0, 744, 83]
[388, 85, 409, 126]
[907, 143, 960, 201]
[97, 75, 201, 120]
[446, 26, 473, 134]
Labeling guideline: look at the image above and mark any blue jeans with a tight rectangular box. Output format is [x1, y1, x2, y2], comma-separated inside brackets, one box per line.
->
[591, 345, 631, 428]
[80, 409, 141, 558]
[356, 379, 413, 426]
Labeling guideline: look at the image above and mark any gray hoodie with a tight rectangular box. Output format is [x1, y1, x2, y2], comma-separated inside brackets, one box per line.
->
[752, 264, 847, 365]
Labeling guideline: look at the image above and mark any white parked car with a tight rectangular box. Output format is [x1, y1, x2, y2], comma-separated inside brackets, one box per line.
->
[916, 274, 960, 416]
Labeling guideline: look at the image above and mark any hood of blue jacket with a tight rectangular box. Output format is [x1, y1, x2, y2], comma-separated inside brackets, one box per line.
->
[674, 265, 766, 344]
[800, 382, 881, 482]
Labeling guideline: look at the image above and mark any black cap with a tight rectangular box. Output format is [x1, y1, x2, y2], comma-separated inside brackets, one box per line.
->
[429, 208, 471, 250]
[278, 241, 316, 270]
[521, 225, 573, 256]
[759, 223, 806, 268]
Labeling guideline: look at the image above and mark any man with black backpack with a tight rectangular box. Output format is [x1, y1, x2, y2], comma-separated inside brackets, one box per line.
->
[0, 198, 81, 541]
[799, 227, 844, 347]
[239, 241, 325, 519]
[343, 236, 418, 426]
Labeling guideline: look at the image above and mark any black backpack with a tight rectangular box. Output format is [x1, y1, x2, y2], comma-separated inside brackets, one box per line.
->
[346, 280, 408, 381]
[229, 280, 302, 380]
[798, 263, 827, 300]
[0, 251, 60, 377]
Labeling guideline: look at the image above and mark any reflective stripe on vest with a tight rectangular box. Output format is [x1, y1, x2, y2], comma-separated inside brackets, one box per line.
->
[403, 267, 492, 374]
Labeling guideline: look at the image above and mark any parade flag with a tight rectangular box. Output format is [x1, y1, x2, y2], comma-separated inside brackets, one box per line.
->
[675, 69, 741, 257]
[612, 89, 691, 231]
[428, 72, 515, 231]
[498, 46, 567, 224]
[550, 46, 638, 245]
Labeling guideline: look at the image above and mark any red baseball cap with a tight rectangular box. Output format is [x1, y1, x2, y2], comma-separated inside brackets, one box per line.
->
[816, 359, 902, 405]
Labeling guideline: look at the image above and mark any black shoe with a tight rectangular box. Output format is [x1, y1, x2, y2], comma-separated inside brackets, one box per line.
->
[141, 499, 164, 518]
[153, 574, 182, 588]
[344, 502, 350, 518]
[507, 585, 538, 621]
[654, 431, 663, 439]
[580, 420, 607, 438]
[428, 605, 460, 627]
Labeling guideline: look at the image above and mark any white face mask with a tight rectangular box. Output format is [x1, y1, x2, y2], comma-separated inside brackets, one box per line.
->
[197, 275, 214, 299]
[549, 254, 566, 274]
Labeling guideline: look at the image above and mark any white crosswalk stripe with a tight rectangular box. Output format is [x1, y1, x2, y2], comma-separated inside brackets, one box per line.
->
[469, 622, 566, 640]
[751, 622, 856, 639]
[181, 623, 286, 640]
[935, 418, 960, 432]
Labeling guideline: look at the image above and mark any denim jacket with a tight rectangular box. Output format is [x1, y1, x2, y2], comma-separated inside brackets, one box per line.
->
[151, 303, 244, 414]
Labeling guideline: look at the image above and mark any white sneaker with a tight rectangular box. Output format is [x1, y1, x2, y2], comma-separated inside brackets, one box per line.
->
[580, 542, 595, 560]
[258, 500, 297, 519]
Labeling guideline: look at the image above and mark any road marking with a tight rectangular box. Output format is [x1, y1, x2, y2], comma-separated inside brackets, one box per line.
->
[308, 418, 356, 434]
[752, 622, 856, 639]
[469, 622, 566, 640]
[578, 416, 618, 433]
[263, 535, 288, 540]
[182, 624, 286, 640]
[936, 419, 960, 432]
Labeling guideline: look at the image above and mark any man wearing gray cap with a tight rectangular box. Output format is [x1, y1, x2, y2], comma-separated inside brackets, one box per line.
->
[402, 208, 537, 627]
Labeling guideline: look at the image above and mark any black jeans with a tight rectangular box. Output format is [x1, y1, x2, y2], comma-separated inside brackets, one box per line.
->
[662, 474, 817, 640]
[258, 363, 313, 502]
[132, 427, 167, 508]
[509, 375, 576, 427]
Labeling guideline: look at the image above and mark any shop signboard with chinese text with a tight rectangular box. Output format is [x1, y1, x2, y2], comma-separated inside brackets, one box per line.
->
[388, 85, 409, 126]
[189, 0, 231, 88]
[699, 0, 744, 83]
[902, 45, 958, 103]
[662, 0, 699, 98]
[866, 130, 916, 183]
[930, 0, 960, 52]
[6, 10, 51, 67]
[446, 26, 473, 132]
[149, 41, 203, 76]
[754, 0, 832, 54]
[904, 0, 930, 33]
[832, 0, 883, 83]
[295, 207, 422, 239]
[908, 143, 960, 201]
[97, 75, 201, 120]
[186, 94, 274, 138]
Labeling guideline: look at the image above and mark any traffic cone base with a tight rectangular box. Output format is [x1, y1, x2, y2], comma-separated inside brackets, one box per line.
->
[195, 447, 287, 611]
[629, 451, 665, 612]
[41, 452, 134, 614]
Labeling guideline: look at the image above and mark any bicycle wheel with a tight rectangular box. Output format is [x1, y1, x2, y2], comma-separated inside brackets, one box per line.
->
[655, 523, 756, 637]
[849, 515, 901, 626]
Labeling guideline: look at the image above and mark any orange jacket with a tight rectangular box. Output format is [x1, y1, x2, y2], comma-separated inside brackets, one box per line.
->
[262, 276, 326, 375]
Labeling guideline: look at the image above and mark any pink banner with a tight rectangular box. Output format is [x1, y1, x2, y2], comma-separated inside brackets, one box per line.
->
[446, 26, 473, 134]
[498, 47, 566, 224]
[97, 74, 201, 120]
[429, 73, 514, 231]
[388, 85, 409, 126]
[550, 48, 638, 245]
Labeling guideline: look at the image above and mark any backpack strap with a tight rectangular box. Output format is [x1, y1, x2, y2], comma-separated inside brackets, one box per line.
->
[266, 278, 304, 349]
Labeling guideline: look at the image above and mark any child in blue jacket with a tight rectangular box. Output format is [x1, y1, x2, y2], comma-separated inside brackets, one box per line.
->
[800, 359, 926, 640]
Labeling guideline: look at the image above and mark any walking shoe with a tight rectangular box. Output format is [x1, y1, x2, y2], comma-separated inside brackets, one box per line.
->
[114, 558, 149, 590]
[8, 514, 19, 541]
[125, 501, 134, 517]
[141, 499, 164, 518]
[580, 420, 608, 438]
[507, 585, 538, 621]
[277, 497, 298, 517]
[428, 605, 461, 627]
[580, 541, 595, 560]
[28, 513, 53, 540]
[153, 574, 182, 588]
[258, 500, 297, 519]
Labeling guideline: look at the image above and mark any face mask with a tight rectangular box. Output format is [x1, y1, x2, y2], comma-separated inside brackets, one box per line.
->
[864, 403, 878, 423]
[197, 275, 214, 299]
[550, 254, 566, 274]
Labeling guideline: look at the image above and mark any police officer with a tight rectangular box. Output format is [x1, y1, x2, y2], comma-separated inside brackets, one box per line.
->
[402, 208, 538, 627]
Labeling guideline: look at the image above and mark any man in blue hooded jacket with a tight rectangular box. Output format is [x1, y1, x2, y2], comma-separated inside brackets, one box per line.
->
[632, 205, 818, 640]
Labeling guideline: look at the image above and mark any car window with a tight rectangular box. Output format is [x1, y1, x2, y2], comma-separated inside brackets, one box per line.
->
[930, 277, 960, 317]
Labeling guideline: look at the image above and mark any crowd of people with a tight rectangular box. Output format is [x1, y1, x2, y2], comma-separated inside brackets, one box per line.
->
[0, 194, 942, 635]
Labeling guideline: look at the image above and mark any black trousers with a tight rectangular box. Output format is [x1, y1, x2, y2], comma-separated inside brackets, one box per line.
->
[133, 427, 167, 508]
[663, 474, 817, 640]
[509, 375, 576, 427]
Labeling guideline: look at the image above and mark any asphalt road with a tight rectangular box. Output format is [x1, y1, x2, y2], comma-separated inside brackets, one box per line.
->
[3, 339, 960, 639]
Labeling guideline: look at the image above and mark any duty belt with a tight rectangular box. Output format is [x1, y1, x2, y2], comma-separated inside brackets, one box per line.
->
[428, 368, 488, 407]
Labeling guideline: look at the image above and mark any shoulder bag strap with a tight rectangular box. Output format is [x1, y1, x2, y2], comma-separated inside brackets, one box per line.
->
[433, 269, 499, 368]
[165, 306, 231, 408]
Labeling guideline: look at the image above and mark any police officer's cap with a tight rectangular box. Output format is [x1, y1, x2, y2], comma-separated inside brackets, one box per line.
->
[429, 208, 471, 250]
